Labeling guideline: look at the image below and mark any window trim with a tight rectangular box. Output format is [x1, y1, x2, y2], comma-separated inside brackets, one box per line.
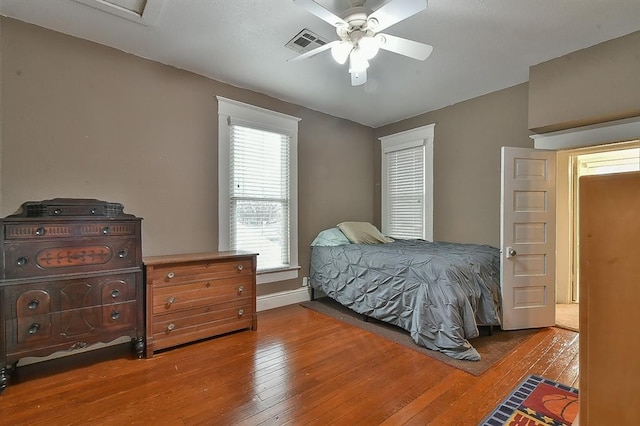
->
[217, 96, 301, 284]
[379, 123, 435, 241]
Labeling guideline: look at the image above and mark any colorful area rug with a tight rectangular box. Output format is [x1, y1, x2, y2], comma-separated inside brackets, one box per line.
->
[481, 374, 579, 426]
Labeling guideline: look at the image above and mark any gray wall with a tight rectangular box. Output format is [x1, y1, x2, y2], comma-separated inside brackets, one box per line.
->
[375, 84, 532, 247]
[0, 18, 376, 296]
[4, 17, 637, 298]
[529, 30, 640, 133]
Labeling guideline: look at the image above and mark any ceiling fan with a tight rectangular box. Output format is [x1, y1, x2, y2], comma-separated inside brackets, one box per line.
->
[291, 0, 433, 86]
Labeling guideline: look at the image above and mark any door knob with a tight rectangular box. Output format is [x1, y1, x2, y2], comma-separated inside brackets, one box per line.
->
[506, 247, 517, 258]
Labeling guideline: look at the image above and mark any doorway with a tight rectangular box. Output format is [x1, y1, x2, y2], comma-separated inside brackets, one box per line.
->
[555, 140, 640, 331]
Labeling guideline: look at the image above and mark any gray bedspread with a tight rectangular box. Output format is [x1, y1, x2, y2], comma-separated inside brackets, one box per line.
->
[309, 239, 502, 360]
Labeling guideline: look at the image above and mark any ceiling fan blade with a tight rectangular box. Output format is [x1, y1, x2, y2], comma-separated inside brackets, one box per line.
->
[288, 40, 340, 61]
[368, 0, 427, 32]
[294, 0, 347, 28]
[351, 69, 367, 86]
[377, 33, 433, 60]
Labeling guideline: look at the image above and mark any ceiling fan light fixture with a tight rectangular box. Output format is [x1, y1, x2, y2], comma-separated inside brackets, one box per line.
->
[293, 0, 432, 87]
[331, 40, 353, 64]
[348, 48, 369, 73]
[358, 36, 380, 60]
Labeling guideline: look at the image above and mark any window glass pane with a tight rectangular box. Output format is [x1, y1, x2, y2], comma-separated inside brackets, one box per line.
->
[231, 200, 289, 270]
[230, 125, 290, 271]
[386, 145, 424, 239]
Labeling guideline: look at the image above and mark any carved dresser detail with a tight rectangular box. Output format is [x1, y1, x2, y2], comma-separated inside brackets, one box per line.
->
[143, 252, 257, 357]
[0, 199, 144, 394]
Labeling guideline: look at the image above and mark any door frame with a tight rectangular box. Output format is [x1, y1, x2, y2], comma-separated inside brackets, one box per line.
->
[556, 141, 640, 303]
[530, 117, 640, 306]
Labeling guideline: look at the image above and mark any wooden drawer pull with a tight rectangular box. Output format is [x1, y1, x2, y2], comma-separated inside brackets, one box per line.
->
[28, 323, 41, 335]
[102, 226, 111, 235]
[237, 264, 244, 271]
[118, 249, 128, 259]
[111, 289, 120, 298]
[167, 272, 175, 279]
[28, 299, 40, 310]
[111, 311, 120, 320]
[237, 285, 244, 294]
[238, 309, 244, 317]
[166, 297, 177, 305]
[16, 256, 29, 266]
[36, 227, 46, 236]
[167, 323, 176, 332]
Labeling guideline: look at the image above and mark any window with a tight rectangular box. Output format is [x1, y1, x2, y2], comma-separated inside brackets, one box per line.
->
[217, 97, 300, 283]
[380, 124, 434, 240]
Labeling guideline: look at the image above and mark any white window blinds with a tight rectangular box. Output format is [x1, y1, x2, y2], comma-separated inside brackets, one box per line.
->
[385, 144, 425, 239]
[230, 124, 290, 271]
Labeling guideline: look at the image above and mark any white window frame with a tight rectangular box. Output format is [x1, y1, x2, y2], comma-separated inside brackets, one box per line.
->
[217, 96, 300, 284]
[380, 124, 435, 241]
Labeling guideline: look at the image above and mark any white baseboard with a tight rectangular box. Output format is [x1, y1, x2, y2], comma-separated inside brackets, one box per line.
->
[257, 286, 311, 311]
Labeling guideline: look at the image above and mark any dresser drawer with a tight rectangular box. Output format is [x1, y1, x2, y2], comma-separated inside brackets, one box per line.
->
[152, 276, 252, 315]
[6, 300, 137, 355]
[151, 299, 253, 351]
[3, 221, 137, 240]
[146, 258, 254, 284]
[3, 273, 138, 320]
[3, 238, 139, 279]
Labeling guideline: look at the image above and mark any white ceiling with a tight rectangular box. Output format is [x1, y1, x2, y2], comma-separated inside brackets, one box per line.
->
[2, 0, 640, 128]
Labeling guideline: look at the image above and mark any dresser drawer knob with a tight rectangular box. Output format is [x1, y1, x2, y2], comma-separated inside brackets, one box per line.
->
[237, 264, 244, 271]
[167, 296, 177, 305]
[53, 208, 62, 215]
[238, 309, 244, 317]
[90, 208, 98, 215]
[167, 323, 176, 332]
[16, 256, 29, 266]
[102, 226, 111, 235]
[167, 272, 175, 279]
[117, 249, 128, 259]
[111, 289, 120, 299]
[28, 300, 40, 310]
[111, 311, 120, 320]
[35, 227, 46, 236]
[237, 285, 244, 294]
[28, 323, 41, 335]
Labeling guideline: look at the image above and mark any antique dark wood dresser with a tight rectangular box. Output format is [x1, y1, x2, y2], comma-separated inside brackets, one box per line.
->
[0, 198, 144, 393]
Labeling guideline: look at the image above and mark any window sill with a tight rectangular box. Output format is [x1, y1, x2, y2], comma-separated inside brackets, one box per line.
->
[257, 266, 300, 284]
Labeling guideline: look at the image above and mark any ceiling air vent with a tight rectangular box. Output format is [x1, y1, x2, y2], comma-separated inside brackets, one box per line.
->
[285, 29, 330, 54]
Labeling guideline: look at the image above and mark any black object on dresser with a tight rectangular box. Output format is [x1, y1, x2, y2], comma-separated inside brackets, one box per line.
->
[0, 198, 144, 394]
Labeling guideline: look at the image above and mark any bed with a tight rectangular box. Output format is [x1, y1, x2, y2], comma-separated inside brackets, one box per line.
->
[309, 223, 502, 361]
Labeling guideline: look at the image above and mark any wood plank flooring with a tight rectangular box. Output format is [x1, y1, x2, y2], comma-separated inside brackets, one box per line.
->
[0, 304, 579, 425]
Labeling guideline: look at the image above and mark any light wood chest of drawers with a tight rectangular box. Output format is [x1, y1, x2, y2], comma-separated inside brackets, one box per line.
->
[143, 252, 257, 357]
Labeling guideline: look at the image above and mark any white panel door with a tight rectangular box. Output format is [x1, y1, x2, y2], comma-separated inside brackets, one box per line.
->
[500, 147, 556, 330]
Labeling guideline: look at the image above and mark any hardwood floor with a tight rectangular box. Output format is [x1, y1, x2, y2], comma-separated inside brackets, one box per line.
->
[556, 303, 579, 332]
[0, 304, 579, 425]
